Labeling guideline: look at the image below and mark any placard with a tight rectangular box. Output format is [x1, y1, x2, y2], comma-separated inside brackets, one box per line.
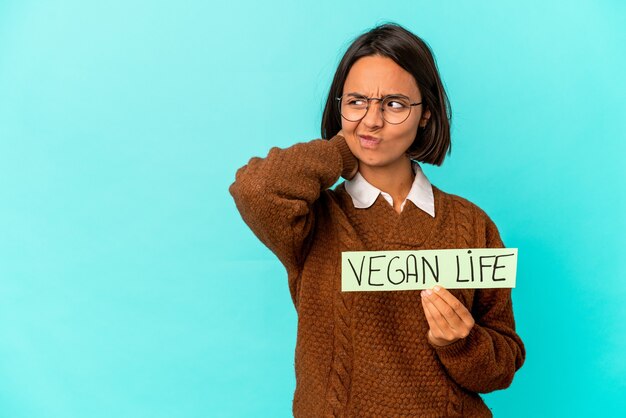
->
[341, 248, 517, 291]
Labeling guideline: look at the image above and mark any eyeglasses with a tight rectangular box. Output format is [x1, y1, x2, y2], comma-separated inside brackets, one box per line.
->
[335, 93, 422, 125]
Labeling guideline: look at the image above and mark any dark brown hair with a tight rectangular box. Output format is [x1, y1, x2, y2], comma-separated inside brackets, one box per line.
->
[321, 22, 452, 165]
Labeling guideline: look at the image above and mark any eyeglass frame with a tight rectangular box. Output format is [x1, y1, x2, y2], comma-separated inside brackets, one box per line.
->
[335, 93, 423, 125]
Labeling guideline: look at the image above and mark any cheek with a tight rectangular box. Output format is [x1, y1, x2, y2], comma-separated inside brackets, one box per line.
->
[341, 120, 359, 134]
[340, 121, 360, 144]
[339, 126, 363, 158]
[396, 123, 419, 145]
[387, 123, 418, 143]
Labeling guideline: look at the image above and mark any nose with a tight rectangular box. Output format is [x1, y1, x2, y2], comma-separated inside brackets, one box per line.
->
[361, 99, 384, 128]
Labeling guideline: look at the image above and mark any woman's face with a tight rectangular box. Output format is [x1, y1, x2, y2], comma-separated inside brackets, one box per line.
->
[340, 55, 429, 169]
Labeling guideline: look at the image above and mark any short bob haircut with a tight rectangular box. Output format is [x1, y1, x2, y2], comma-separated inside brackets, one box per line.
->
[321, 22, 452, 166]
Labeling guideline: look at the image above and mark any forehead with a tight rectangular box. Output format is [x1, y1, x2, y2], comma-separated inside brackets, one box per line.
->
[343, 55, 420, 96]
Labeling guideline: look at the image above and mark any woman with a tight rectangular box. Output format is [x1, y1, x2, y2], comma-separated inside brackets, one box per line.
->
[229, 22, 525, 417]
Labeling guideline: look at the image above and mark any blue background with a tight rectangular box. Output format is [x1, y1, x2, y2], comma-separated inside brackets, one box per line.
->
[1, 1, 624, 417]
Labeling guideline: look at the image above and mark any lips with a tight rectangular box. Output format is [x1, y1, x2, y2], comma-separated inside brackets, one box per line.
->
[358, 134, 381, 149]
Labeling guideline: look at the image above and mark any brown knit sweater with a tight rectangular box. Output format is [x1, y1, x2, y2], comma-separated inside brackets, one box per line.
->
[229, 134, 525, 417]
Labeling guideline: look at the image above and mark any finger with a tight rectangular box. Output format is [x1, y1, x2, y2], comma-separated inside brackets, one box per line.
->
[432, 286, 475, 328]
[423, 288, 466, 331]
[421, 293, 446, 338]
[421, 292, 453, 339]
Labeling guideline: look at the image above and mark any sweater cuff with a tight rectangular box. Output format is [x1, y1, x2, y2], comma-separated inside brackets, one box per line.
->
[328, 134, 358, 180]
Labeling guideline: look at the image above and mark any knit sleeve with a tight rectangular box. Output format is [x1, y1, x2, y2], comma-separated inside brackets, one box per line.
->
[430, 208, 526, 393]
[228, 134, 357, 277]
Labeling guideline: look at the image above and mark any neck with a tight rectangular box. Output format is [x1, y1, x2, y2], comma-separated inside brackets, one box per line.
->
[359, 157, 414, 204]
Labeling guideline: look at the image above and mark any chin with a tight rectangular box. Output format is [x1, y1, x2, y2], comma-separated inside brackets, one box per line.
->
[358, 153, 408, 169]
[358, 156, 392, 168]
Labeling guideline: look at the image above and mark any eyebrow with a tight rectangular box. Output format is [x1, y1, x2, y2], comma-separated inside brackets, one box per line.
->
[346, 91, 410, 99]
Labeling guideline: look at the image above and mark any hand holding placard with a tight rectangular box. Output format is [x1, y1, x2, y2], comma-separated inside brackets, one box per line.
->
[421, 285, 475, 346]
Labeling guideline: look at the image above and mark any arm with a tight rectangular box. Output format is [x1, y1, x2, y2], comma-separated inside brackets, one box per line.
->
[430, 211, 526, 393]
[228, 134, 357, 295]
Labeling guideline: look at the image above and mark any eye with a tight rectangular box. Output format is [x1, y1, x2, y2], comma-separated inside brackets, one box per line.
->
[346, 97, 367, 107]
[385, 98, 409, 109]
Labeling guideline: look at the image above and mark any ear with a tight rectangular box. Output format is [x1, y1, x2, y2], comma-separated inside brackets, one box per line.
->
[419, 109, 432, 128]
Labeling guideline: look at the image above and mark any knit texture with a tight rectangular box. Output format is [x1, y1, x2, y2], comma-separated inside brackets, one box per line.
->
[229, 135, 526, 417]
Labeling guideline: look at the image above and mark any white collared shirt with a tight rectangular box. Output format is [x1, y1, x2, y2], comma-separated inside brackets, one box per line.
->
[344, 161, 435, 217]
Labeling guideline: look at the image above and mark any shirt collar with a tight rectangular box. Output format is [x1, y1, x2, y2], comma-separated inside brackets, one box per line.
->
[344, 161, 435, 217]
